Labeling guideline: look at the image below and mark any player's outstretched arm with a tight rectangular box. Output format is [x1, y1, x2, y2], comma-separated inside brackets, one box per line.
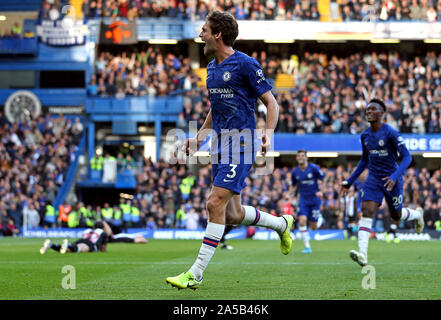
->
[259, 91, 279, 155]
[183, 109, 212, 156]
[343, 158, 368, 189]
[289, 170, 298, 197]
[316, 166, 326, 198]
[382, 132, 412, 191]
[195, 108, 212, 141]
[102, 220, 113, 237]
[389, 133, 412, 183]
[344, 137, 369, 189]
[288, 184, 296, 196]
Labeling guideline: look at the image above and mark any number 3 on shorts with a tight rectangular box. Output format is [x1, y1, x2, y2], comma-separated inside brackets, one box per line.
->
[227, 164, 237, 179]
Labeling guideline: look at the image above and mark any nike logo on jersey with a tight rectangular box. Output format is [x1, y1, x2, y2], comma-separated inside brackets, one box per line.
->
[223, 179, 234, 183]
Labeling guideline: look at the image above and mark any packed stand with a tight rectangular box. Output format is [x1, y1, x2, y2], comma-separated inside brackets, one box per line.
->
[88, 48, 198, 97]
[179, 50, 441, 135]
[50, 157, 440, 232]
[339, 0, 441, 22]
[39, 0, 71, 20]
[80, 0, 321, 21]
[274, 50, 441, 134]
[0, 111, 84, 235]
[77, 0, 441, 22]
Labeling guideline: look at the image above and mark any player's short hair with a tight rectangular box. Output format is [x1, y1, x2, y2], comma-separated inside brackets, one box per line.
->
[368, 98, 386, 112]
[297, 149, 307, 155]
[94, 220, 104, 229]
[206, 10, 239, 47]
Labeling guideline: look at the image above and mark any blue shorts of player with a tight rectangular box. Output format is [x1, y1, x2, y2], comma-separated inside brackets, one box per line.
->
[298, 197, 321, 222]
[211, 152, 255, 195]
[361, 176, 404, 212]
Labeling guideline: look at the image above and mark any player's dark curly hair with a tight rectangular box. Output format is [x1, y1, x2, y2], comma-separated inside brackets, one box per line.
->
[206, 10, 239, 47]
[94, 220, 104, 229]
[368, 98, 386, 111]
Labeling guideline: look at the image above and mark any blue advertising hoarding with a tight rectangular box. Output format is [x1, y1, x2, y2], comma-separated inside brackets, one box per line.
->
[21, 227, 438, 241]
[198, 133, 441, 154]
[22, 227, 345, 240]
[275, 133, 441, 153]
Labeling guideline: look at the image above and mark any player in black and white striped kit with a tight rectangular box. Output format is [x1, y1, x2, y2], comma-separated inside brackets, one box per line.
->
[109, 232, 147, 244]
[40, 220, 113, 254]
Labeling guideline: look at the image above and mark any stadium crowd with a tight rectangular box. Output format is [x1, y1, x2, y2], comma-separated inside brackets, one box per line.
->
[88, 49, 198, 98]
[80, 0, 320, 20]
[89, 45, 441, 135]
[76, 0, 441, 22]
[23, 156, 439, 233]
[180, 50, 441, 135]
[40, 0, 70, 20]
[0, 112, 83, 235]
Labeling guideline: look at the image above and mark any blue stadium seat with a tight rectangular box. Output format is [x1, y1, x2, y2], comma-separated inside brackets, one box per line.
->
[89, 169, 103, 181]
[0, 0, 41, 11]
[115, 169, 136, 189]
[0, 38, 38, 55]
[44, 214, 56, 224]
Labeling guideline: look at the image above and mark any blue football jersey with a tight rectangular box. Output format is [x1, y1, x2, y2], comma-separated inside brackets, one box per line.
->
[206, 50, 272, 155]
[291, 163, 325, 201]
[359, 123, 410, 180]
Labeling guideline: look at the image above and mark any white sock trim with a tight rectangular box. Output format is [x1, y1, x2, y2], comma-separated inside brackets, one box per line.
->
[359, 217, 373, 232]
[241, 206, 285, 233]
[299, 226, 310, 248]
[401, 207, 420, 221]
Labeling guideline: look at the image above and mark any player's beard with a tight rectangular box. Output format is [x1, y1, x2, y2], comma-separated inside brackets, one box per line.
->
[204, 42, 216, 56]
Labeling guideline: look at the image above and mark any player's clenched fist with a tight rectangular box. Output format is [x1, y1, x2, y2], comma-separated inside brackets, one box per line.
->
[339, 180, 349, 195]
[260, 133, 271, 156]
[182, 138, 200, 156]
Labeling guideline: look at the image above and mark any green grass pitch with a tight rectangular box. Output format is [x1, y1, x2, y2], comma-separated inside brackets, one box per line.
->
[0, 237, 440, 300]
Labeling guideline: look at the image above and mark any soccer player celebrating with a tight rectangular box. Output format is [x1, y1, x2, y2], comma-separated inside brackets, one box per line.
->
[340, 99, 424, 267]
[40, 220, 112, 254]
[166, 10, 294, 290]
[290, 149, 325, 254]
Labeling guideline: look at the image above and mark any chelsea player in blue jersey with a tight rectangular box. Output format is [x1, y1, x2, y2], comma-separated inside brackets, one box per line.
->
[340, 99, 424, 267]
[290, 149, 326, 254]
[166, 10, 294, 290]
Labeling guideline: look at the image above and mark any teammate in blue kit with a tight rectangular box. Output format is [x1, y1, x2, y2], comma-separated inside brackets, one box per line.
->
[290, 149, 325, 254]
[340, 99, 424, 267]
[166, 10, 294, 290]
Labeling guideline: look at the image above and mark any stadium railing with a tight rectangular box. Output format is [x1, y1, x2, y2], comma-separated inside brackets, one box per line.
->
[53, 132, 87, 209]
